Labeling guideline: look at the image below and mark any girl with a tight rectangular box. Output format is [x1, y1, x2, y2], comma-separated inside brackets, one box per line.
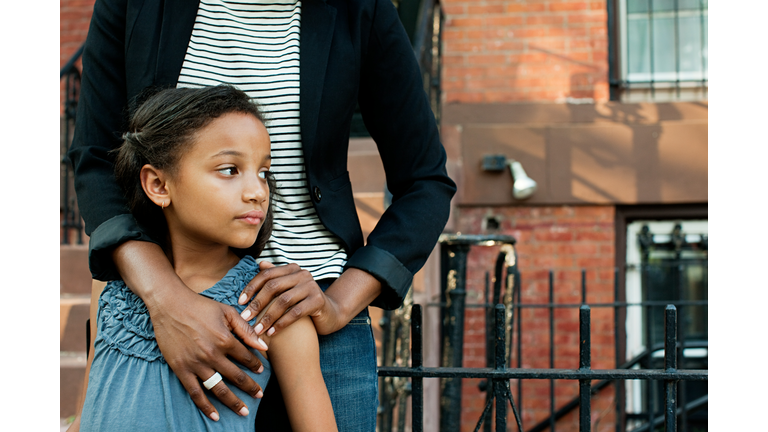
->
[71, 85, 337, 432]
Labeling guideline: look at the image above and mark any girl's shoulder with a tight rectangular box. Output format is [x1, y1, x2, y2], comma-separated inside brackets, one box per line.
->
[198, 255, 260, 304]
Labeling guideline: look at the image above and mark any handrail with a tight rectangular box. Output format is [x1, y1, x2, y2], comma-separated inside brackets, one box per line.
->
[60, 44, 85, 79]
[525, 340, 708, 432]
[60, 43, 85, 244]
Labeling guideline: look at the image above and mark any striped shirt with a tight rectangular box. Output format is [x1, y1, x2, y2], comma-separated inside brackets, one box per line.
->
[177, 0, 347, 280]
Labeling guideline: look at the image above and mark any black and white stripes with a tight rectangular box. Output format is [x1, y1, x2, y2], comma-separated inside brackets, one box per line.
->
[177, 0, 347, 280]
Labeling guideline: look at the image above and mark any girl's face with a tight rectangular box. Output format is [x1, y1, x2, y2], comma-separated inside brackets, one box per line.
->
[164, 112, 271, 250]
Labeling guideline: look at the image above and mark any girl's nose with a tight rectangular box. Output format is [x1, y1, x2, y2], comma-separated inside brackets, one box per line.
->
[243, 173, 269, 202]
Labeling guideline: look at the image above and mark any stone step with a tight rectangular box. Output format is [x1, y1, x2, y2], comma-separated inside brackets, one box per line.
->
[61, 352, 87, 419]
[60, 244, 91, 295]
[61, 295, 90, 352]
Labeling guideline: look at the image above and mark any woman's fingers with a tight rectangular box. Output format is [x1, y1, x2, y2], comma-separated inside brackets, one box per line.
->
[238, 263, 312, 322]
[237, 261, 278, 307]
[256, 272, 325, 336]
[225, 306, 269, 357]
[148, 291, 266, 416]
[176, 371, 221, 422]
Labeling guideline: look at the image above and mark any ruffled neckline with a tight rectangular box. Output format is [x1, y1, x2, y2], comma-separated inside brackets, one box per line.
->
[96, 256, 259, 362]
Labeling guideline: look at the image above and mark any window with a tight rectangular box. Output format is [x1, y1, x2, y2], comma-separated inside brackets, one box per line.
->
[624, 219, 708, 431]
[610, 0, 708, 102]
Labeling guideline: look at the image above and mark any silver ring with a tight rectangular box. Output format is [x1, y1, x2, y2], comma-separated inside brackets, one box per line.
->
[203, 372, 223, 390]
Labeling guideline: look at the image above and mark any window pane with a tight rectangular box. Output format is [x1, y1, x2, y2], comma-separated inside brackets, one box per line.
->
[622, 0, 708, 86]
[627, 0, 650, 14]
[652, 16, 676, 79]
[678, 0, 703, 11]
[679, 15, 704, 78]
[651, 0, 675, 12]
[702, 13, 708, 78]
[627, 17, 651, 79]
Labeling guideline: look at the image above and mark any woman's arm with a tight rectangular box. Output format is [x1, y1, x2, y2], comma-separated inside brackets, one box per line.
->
[238, 262, 380, 336]
[112, 241, 267, 420]
[266, 316, 338, 432]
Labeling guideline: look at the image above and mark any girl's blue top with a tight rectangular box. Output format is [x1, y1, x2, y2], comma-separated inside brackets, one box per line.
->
[80, 255, 271, 432]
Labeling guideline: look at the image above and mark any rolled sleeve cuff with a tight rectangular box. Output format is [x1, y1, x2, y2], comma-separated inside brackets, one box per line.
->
[345, 245, 413, 310]
[88, 214, 160, 281]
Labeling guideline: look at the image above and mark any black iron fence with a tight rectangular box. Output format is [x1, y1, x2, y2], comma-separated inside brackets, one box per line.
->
[60, 45, 84, 245]
[377, 234, 708, 432]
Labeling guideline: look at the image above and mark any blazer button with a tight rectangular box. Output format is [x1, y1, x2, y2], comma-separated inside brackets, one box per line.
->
[313, 186, 322, 203]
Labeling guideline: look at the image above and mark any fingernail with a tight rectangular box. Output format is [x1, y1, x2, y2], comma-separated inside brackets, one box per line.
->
[267, 327, 275, 336]
[239, 406, 250, 417]
[210, 412, 220, 422]
[241, 309, 251, 320]
[239, 293, 247, 305]
[258, 337, 268, 350]
[256, 390, 263, 398]
[257, 365, 264, 373]
[254, 323, 263, 334]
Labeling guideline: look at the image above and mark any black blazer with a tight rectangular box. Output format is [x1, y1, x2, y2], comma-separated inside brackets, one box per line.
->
[68, 0, 456, 308]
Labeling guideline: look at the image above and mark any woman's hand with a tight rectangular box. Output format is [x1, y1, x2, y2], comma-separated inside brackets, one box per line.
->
[238, 261, 382, 336]
[113, 241, 267, 420]
[147, 287, 267, 420]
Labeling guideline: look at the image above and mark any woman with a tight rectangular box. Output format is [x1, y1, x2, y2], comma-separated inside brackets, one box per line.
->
[69, 0, 455, 429]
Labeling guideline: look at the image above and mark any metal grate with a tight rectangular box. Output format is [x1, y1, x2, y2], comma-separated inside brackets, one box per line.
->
[377, 234, 708, 432]
[609, 0, 708, 101]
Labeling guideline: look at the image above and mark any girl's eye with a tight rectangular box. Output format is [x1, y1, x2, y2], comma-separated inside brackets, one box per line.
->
[258, 170, 270, 179]
[218, 167, 239, 176]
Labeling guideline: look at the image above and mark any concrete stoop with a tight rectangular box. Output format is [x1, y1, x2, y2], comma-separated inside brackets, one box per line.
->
[60, 244, 91, 420]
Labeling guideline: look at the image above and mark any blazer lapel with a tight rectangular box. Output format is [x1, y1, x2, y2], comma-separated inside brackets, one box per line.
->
[155, 0, 199, 86]
[300, 0, 336, 158]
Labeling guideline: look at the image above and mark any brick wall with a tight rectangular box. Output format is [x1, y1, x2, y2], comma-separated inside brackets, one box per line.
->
[441, 0, 609, 103]
[60, 0, 96, 114]
[457, 205, 616, 430]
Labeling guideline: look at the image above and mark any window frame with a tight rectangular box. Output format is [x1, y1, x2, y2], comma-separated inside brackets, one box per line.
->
[608, 0, 708, 102]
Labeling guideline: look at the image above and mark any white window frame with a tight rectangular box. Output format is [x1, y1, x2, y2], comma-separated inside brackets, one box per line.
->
[616, 0, 708, 102]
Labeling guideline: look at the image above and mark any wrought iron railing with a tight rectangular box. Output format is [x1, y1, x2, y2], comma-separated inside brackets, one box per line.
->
[60, 45, 84, 245]
[377, 234, 708, 432]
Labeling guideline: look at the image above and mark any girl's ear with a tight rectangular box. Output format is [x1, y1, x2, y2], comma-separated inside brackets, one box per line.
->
[140, 164, 171, 208]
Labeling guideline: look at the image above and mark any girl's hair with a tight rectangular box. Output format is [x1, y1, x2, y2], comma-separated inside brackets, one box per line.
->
[114, 84, 276, 258]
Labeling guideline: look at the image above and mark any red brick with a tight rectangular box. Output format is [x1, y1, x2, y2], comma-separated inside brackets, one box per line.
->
[484, 90, 528, 103]
[465, 53, 508, 65]
[444, 41, 484, 53]
[485, 40, 526, 52]
[505, 3, 547, 13]
[442, 55, 465, 66]
[447, 16, 485, 27]
[442, 28, 466, 41]
[445, 91, 485, 103]
[526, 14, 565, 25]
[445, 66, 486, 79]
[467, 4, 505, 14]
[513, 27, 548, 38]
[547, 26, 589, 37]
[549, 1, 589, 11]
[485, 15, 525, 26]
[575, 231, 613, 241]
[442, 80, 466, 91]
[567, 10, 608, 24]
[466, 28, 514, 40]
[442, 4, 466, 15]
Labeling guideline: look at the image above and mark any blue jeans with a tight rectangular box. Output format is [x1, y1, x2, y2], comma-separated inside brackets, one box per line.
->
[317, 279, 379, 431]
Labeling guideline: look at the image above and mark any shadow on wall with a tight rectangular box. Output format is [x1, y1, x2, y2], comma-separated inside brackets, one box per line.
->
[451, 84, 707, 206]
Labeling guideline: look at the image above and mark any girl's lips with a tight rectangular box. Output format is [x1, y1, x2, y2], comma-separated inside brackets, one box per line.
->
[237, 210, 265, 225]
